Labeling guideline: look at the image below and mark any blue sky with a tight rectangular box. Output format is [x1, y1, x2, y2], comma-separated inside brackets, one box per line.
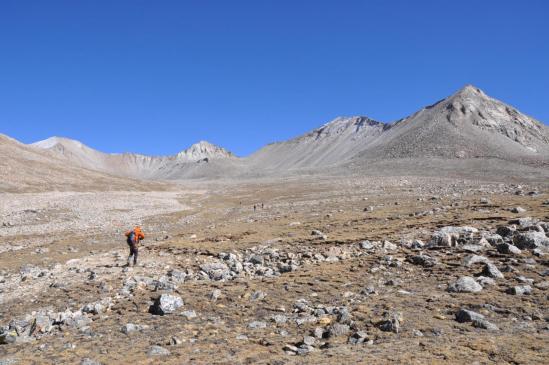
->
[1, 1, 547, 156]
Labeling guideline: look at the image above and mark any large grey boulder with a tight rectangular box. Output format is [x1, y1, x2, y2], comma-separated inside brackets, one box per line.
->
[496, 243, 521, 255]
[455, 309, 484, 323]
[150, 294, 184, 315]
[506, 285, 532, 295]
[481, 263, 504, 279]
[513, 232, 549, 249]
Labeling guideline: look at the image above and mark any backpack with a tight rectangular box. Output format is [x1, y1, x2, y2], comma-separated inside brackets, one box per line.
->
[127, 231, 137, 245]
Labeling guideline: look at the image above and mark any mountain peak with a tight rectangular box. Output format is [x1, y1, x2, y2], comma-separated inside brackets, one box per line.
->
[452, 84, 487, 99]
[176, 141, 234, 161]
[32, 136, 86, 150]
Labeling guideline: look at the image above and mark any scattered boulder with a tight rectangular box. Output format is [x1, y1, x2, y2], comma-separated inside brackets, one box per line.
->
[513, 232, 549, 249]
[496, 226, 516, 238]
[377, 311, 402, 333]
[429, 226, 478, 247]
[311, 230, 327, 240]
[80, 359, 103, 365]
[181, 310, 197, 320]
[360, 240, 374, 250]
[481, 263, 504, 279]
[248, 321, 267, 329]
[476, 276, 496, 287]
[381, 241, 397, 251]
[0, 331, 17, 345]
[448, 276, 482, 293]
[272, 314, 288, 325]
[82, 298, 112, 315]
[506, 285, 532, 295]
[148, 345, 170, 356]
[328, 323, 350, 337]
[209, 289, 221, 301]
[496, 243, 521, 255]
[406, 254, 437, 267]
[199, 262, 231, 281]
[348, 331, 370, 345]
[463, 255, 491, 267]
[121, 323, 147, 334]
[250, 290, 266, 301]
[150, 294, 184, 315]
[455, 309, 484, 323]
[472, 319, 499, 331]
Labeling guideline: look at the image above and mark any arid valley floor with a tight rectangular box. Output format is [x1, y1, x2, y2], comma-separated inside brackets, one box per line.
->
[1, 174, 548, 364]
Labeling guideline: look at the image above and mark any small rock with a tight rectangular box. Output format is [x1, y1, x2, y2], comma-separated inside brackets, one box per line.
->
[360, 240, 374, 250]
[209, 289, 221, 301]
[313, 327, 325, 338]
[511, 207, 526, 213]
[181, 310, 197, 319]
[248, 321, 267, 329]
[272, 314, 287, 325]
[302, 336, 316, 346]
[348, 330, 369, 344]
[148, 345, 170, 356]
[283, 344, 299, 354]
[448, 276, 483, 293]
[80, 359, 102, 365]
[382, 241, 397, 250]
[121, 323, 140, 334]
[250, 290, 266, 301]
[407, 254, 437, 267]
[463, 255, 491, 267]
[311, 230, 327, 240]
[472, 319, 499, 331]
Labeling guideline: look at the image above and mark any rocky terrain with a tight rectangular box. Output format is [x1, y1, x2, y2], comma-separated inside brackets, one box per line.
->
[1, 84, 548, 364]
[1, 175, 548, 364]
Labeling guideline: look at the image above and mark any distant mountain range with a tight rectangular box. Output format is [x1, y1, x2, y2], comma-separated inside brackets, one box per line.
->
[2, 85, 548, 190]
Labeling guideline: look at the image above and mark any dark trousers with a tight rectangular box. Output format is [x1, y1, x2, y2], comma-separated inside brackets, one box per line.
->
[128, 244, 138, 265]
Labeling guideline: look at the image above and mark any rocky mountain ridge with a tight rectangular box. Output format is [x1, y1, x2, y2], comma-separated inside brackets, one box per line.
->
[9, 85, 549, 182]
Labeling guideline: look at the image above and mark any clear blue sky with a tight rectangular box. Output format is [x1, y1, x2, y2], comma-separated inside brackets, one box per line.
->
[1, 1, 547, 156]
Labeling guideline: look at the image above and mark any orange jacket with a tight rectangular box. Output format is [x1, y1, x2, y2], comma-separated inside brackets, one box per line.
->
[125, 226, 145, 243]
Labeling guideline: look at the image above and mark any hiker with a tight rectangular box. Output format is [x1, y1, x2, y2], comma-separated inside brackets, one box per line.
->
[125, 226, 145, 266]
